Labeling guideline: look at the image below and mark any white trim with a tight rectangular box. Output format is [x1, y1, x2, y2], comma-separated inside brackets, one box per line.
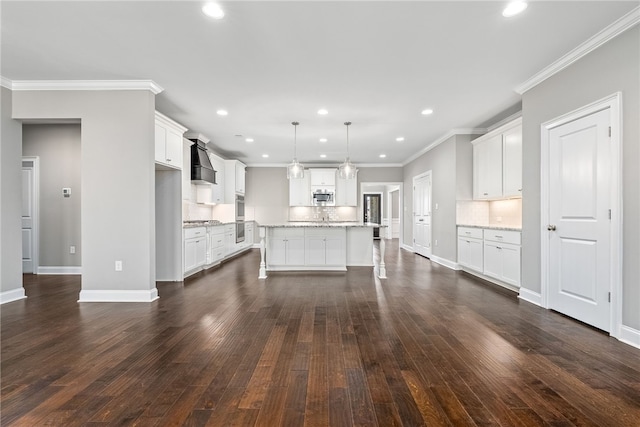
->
[22, 157, 40, 274]
[412, 170, 432, 258]
[518, 288, 542, 307]
[244, 162, 404, 168]
[1, 76, 12, 89]
[485, 111, 523, 133]
[400, 243, 414, 252]
[37, 266, 82, 275]
[155, 111, 188, 133]
[0, 288, 27, 304]
[403, 128, 486, 166]
[184, 132, 210, 143]
[540, 92, 623, 337]
[78, 288, 159, 303]
[515, 6, 640, 94]
[619, 325, 640, 350]
[6, 79, 164, 94]
[429, 255, 459, 271]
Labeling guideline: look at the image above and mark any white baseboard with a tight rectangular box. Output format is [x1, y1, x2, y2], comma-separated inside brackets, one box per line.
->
[400, 244, 414, 252]
[429, 255, 459, 270]
[37, 266, 81, 275]
[0, 287, 27, 304]
[518, 288, 543, 307]
[619, 325, 640, 350]
[252, 243, 261, 249]
[78, 288, 159, 303]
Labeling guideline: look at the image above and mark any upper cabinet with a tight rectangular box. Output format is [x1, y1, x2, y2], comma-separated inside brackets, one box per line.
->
[309, 168, 336, 187]
[225, 160, 246, 200]
[335, 170, 358, 207]
[289, 173, 311, 206]
[155, 111, 187, 170]
[473, 117, 522, 200]
[209, 152, 226, 204]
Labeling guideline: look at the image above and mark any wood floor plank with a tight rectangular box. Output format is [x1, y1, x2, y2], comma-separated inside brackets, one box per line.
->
[2, 243, 640, 426]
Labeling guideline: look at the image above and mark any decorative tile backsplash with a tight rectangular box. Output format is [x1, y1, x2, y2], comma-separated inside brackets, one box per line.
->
[456, 199, 522, 228]
[289, 206, 357, 222]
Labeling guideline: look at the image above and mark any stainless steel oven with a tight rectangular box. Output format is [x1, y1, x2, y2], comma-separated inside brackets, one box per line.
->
[236, 221, 245, 243]
[235, 194, 245, 220]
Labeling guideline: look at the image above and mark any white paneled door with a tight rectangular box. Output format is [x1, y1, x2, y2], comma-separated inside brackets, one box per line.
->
[413, 171, 431, 258]
[22, 158, 38, 274]
[548, 108, 611, 331]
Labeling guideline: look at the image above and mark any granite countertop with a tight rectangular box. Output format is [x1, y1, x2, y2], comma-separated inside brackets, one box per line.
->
[183, 220, 254, 229]
[261, 222, 385, 228]
[457, 224, 522, 231]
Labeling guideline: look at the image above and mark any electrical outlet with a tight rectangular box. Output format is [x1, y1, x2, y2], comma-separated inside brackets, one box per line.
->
[70, 246, 76, 254]
[115, 260, 123, 271]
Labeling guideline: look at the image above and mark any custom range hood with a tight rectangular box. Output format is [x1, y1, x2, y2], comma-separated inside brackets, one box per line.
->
[186, 133, 217, 185]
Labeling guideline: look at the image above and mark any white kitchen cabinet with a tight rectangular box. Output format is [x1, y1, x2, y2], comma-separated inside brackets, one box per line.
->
[457, 227, 483, 272]
[268, 228, 305, 266]
[309, 168, 336, 187]
[335, 170, 358, 207]
[245, 222, 254, 246]
[184, 227, 207, 275]
[472, 117, 522, 200]
[473, 134, 503, 199]
[304, 228, 345, 267]
[483, 229, 521, 287]
[289, 173, 311, 206]
[207, 226, 225, 265]
[224, 224, 236, 256]
[225, 160, 246, 200]
[155, 111, 187, 170]
[209, 153, 225, 204]
[502, 124, 523, 197]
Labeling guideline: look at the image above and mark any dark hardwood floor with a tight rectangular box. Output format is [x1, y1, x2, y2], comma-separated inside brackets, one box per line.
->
[2, 240, 640, 426]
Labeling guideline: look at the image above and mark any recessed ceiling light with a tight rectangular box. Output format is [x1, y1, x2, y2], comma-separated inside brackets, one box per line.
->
[319, 138, 328, 143]
[379, 154, 387, 158]
[396, 137, 405, 142]
[202, 3, 225, 19]
[502, 1, 528, 17]
[262, 154, 269, 158]
[216, 109, 228, 116]
[421, 109, 434, 115]
[320, 154, 327, 158]
[246, 138, 254, 143]
[317, 109, 328, 115]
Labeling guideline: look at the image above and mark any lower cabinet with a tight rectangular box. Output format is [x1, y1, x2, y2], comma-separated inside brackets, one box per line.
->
[224, 224, 235, 256]
[457, 226, 521, 289]
[268, 227, 346, 269]
[208, 226, 225, 265]
[268, 228, 305, 266]
[184, 227, 207, 274]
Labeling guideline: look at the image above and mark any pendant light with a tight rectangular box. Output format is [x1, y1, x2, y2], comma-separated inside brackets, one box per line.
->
[287, 121, 304, 179]
[338, 121, 357, 179]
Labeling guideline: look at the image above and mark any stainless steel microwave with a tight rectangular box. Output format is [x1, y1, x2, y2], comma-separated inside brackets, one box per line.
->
[312, 190, 334, 206]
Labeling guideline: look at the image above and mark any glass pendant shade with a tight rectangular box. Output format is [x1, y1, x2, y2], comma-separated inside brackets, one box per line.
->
[287, 121, 304, 179]
[287, 158, 304, 179]
[338, 121, 357, 179]
[338, 158, 356, 179]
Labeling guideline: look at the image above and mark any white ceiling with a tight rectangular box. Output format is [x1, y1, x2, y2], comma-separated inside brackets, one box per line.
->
[2, 1, 636, 166]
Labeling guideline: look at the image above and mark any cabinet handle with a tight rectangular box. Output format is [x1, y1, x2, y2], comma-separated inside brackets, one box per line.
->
[518, 189, 522, 192]
[495, 235, 503, 238]
[166, 158, 172, 162]
[496, 246, 502, 250]
[465, 231, 471, 234]
[483, 192, 488, 196]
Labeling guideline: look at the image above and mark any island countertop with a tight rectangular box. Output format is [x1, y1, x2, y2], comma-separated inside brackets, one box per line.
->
[260, 222, 384, 228]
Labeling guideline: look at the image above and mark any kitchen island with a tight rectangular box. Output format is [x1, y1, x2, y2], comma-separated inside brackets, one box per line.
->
[258, 222, 386, 279]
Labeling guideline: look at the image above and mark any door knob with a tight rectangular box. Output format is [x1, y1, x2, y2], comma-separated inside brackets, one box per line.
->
[547, 225, 556, 231]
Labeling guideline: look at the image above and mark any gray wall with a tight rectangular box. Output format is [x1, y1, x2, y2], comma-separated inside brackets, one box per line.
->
[1, 87, 23, 295]
[403, 135, 473, 262]
[22, 124, 82, 267]
[391, 190, 399, 218]
[521, 26, 639, 329]
[12, 90, 157, 296]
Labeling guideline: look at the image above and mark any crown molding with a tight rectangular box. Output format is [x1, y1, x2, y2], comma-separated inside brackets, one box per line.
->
[245, 162, 404, 168]
[0, 76, 13, 89]
[402, 128, 486, 166]
[3, 79, 164, 94]
[515, 6, 640, 95]
[184, 132, 210, 143]
[486, 111, 522, 133]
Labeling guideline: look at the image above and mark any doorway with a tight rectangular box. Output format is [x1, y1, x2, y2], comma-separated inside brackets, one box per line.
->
[541, 93, 622, 334]
[363, 193, 382, 239]
[413, 171, 432, 258]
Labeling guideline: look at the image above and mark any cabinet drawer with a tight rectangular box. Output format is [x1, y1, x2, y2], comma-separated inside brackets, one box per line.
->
[270, 228, 305, 238]
[457, 227, 483, 239]
[484, 229, 520, 245]
[184, 227, 206, 239]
